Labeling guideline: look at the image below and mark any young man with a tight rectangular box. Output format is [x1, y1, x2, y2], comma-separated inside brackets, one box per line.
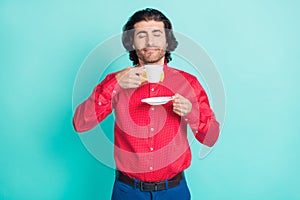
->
[73, 8, 220, 200]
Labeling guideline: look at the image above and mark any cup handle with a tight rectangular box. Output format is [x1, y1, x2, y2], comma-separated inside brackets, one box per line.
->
[141, 71, 147, 82]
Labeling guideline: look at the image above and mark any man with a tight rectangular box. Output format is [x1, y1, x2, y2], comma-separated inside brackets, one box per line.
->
[73, 8, 220, 200]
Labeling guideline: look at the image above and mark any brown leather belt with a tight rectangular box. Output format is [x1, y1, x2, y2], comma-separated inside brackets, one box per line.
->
[116, 170, 184, 191]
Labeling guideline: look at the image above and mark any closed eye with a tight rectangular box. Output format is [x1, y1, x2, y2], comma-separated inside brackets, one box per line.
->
[136, 31, 147, 39]
[138, 34, 147, 39]
[152, 30, 163, 37]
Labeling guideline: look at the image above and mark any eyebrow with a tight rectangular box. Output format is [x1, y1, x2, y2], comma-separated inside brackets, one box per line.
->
[152, 29, 163, 34]
[136, 30, 147, 35]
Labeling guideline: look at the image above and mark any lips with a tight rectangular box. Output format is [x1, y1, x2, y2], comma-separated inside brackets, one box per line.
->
[143, 48, 159, 53]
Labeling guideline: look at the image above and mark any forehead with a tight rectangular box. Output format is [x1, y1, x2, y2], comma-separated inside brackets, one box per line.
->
[133, 20, 165, 30]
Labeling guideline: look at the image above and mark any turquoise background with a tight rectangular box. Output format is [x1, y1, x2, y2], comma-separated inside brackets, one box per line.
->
[1, 0, 299, 199]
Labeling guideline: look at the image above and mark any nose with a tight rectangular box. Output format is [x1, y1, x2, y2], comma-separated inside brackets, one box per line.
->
[146, 34, 155, 47]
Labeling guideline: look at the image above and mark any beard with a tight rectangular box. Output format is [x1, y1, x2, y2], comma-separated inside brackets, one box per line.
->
[135, 47, 166, 64]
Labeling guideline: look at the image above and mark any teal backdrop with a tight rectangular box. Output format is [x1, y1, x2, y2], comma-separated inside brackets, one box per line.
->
[1, 0, 299, 199]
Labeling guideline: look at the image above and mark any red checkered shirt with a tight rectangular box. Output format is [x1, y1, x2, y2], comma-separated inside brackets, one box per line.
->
[73, 65, 220, 182]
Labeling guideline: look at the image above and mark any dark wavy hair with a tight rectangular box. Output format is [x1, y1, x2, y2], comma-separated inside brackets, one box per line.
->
[122, 8, 178, 66]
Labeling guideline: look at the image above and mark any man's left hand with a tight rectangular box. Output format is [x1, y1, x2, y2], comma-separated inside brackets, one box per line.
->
[172, 93, 192, 116]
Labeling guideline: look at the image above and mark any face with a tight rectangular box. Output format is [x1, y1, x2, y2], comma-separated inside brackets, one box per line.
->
[133, 20, 168, 65]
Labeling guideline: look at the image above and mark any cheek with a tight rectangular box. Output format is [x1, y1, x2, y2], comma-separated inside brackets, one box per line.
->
[133, 39, 146, 49]
[154, 38, 167, 48]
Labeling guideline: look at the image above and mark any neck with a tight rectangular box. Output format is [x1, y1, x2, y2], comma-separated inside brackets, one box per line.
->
[139, 57, 165, 66]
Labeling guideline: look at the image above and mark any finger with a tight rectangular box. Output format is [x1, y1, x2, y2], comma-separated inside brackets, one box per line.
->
[129, 78, 142, 85]
[173, 101, 187, 109]
[174, 102, 189, 115]
[120, 76, 141, 87]
[116, 68, 132, 81]
[173, 107, 184, 116]
[173, 103, 182, 112]
[174, 105, 187, 113]
[131, 67, 145, 76]
[133, 80, 142, 86]
[125, 82, 141, 89]
[178, 103, 188, 110]
[172, 96, 180, 103]
[173, 93, 185, 102]
[130, 68, 145, 77]
[126, 69, 143, 80]
[129, 74, 143, 82]
[174, 96, 191, 107]
[174, 93, 183, 99]
[173, 107, 180, 115]
[120, 69, 134, 80]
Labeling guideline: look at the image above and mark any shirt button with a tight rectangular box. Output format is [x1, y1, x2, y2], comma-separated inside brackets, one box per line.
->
[195, 130, 198, 133]
[151, 107, 155, 111]
[150, 128, 154, 131]
[149, 166, 153, 171]
[98, 102, 102, 105]
[113, 90, 117, 94]
[185, 118, 188, 121]
[150, 147, 154, 151]
[151, 88, 155, 92]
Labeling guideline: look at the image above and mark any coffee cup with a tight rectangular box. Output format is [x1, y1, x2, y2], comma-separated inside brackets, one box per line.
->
[144, 65, 163, 83]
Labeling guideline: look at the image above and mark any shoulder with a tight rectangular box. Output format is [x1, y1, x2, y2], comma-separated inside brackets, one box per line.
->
[166, 66, 207, 93]
[166, 66, 199, 83]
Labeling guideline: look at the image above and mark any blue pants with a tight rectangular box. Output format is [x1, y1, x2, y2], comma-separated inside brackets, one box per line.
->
[111, 178, 191, 200]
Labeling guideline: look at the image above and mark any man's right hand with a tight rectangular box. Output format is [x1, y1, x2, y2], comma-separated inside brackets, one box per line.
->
[115, 67, 145, 89]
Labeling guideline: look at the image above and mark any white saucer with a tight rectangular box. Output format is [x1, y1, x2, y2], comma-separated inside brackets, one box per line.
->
[141, 96, 173, 105]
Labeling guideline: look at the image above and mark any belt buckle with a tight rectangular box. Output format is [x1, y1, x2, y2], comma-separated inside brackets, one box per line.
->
[140, 182, 159, 192]
[140, 182, 146, 191]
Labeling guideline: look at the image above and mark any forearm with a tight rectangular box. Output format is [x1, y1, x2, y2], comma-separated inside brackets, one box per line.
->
[73, 73, 119, 132]
[73, 95, 111, 132]
[184, 78, 220, 147]
[184, 105, 220, 147]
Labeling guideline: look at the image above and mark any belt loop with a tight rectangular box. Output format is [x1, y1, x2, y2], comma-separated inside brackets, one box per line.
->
[164, 180, 169, 190]
[133, 178, 137, 189]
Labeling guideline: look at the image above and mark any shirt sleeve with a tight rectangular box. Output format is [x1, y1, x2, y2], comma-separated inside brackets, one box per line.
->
[184, 77, 220, 147]
[73, 73, 120, 133]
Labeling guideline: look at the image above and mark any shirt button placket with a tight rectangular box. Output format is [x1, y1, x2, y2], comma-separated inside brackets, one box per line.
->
[148, 133, 154, 172]
[148, 145, 154, 171]
[148, 84, 156, 173]
[149, 83, 155, 97]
